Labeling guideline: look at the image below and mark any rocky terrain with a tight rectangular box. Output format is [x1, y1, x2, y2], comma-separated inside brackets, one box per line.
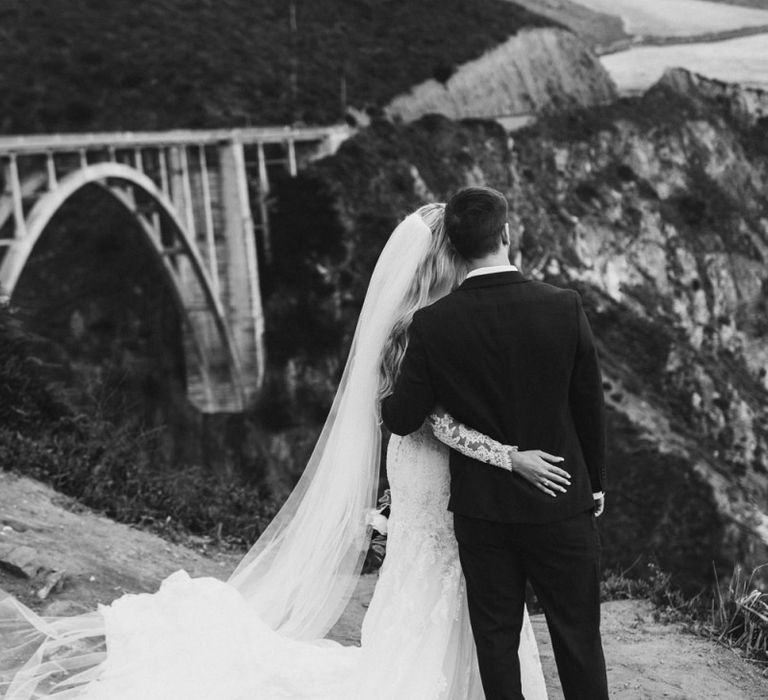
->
[267, 68, 768, 590]
[1, 470, 766, 699]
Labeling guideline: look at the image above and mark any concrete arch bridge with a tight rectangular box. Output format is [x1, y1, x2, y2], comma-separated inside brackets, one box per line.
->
[0, 125, 351, 412]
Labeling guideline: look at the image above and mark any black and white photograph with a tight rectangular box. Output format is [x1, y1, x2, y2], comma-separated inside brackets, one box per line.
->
[0, 1, 767, 698]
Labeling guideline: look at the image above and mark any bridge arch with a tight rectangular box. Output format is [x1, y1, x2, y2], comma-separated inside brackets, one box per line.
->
[0, 162, 246, 412]
[1, 125, 353, 413]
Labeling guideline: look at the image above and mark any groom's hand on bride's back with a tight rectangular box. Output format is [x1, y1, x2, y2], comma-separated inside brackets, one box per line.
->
[508, 450, 571, 498]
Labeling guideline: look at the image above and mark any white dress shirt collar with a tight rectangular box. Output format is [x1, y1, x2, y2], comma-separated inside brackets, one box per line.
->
[466, 264, 518, 279]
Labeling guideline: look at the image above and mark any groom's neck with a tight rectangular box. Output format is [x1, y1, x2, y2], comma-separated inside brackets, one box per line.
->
[466, 247, 512, 271]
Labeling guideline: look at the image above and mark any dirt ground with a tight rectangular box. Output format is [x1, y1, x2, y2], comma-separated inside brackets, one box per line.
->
[0, 470, 241, 614]
[332, 575, 768, 699]
[532, 599, 767, 699]
[1, 470, 766, 698]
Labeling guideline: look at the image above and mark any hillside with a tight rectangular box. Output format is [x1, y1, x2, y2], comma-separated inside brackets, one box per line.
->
[265, 70, 768, 591]
[0, 0, 556, 133]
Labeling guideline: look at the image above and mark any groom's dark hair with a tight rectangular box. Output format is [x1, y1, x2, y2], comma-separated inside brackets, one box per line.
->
[444, 186, 508, 260]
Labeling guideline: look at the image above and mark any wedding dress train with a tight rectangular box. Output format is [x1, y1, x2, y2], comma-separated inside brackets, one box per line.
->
[50, 426, 544, 700]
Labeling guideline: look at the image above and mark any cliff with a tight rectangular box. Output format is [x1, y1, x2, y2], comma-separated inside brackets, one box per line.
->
[661, 67, 768, 126]
[386, 28, 617, 122]
[268, 69, 768, 590]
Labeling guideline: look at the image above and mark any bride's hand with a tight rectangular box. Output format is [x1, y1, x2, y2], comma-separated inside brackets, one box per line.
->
[507, 450, 571, 498]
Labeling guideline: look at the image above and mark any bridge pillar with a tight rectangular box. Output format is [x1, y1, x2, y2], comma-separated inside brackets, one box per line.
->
[219, 139, 264, 406]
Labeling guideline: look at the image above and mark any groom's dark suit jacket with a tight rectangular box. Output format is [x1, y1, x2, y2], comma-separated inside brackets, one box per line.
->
[381, 270, 606, 524]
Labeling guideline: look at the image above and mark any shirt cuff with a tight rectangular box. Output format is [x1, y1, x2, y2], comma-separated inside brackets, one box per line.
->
[592, 492, 604, 500]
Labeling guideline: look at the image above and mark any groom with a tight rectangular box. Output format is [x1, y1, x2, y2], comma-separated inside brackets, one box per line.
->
[382, 187, 609, 699]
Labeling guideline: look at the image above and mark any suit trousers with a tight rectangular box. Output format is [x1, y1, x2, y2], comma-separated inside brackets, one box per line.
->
[454, 511, 609, 700]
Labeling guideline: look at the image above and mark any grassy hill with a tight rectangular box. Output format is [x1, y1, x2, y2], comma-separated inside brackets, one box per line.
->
[0, 0, 556, 134]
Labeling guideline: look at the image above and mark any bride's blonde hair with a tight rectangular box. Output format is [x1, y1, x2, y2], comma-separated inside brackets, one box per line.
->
[378, 203, 466, 401]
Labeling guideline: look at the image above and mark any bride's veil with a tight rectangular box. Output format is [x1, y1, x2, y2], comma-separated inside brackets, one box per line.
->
[0, 212, 435, 697]
[228, 212, 433, 639]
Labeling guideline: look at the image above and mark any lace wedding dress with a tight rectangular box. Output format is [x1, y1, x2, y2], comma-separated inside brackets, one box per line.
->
[356, 424, 546, 699]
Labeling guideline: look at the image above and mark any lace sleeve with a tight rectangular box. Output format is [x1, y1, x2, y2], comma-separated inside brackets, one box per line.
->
[428, 409, 517, 471]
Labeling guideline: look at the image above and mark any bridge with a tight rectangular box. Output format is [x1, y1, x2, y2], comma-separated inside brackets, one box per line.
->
[0, 124, 352, 413]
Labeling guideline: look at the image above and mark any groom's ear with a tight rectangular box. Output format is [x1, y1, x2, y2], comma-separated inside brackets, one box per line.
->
[501, 222, 510, 246]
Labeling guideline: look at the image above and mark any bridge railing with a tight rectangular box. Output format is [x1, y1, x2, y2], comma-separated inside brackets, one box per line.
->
[0, 124, 354, 154]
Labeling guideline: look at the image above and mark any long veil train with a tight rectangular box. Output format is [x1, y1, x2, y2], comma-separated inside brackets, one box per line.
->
[0, 213, 435, 699]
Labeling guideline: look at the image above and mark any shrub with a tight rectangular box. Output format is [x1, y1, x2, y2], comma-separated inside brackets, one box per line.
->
[0, 0, 557, 132]
[0, 423, 280, 548]
[0, 304, 280, 549]
[710, 565, 768, 665]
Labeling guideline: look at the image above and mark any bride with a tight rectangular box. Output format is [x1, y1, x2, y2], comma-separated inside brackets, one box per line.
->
[0, 205, 548, 699]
